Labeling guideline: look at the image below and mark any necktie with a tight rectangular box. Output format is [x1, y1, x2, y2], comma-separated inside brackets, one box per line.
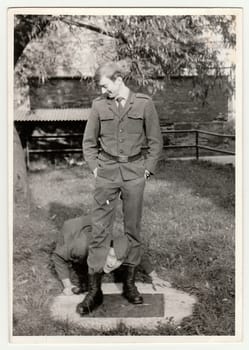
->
[116, 97, 124, 115]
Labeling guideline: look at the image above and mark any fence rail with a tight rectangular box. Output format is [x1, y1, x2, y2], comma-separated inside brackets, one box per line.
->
[161, 128, 235, 161]
[25, 129, 235, 169]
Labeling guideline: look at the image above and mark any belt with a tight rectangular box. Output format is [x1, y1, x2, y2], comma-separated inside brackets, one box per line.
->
[101, 150, 142, 163]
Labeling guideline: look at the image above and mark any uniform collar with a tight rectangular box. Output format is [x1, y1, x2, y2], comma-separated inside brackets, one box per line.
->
[106, 90, 135, 119]
[106, 87, 133, 105]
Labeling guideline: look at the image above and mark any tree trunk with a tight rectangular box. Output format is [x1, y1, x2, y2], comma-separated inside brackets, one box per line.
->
[13, 16, 50, 211]
[13, 127, 29, 208]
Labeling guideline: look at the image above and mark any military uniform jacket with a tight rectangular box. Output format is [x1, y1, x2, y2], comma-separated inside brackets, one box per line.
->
[83, 91, 163, 181]
[52, 215, 92, 280]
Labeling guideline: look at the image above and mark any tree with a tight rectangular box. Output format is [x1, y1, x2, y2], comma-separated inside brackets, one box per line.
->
[14, 15, 107, 205]
[58, 15, 236, 102]
[15, 14, 236, 98]
[14, 15, 54, 206]
[105, 15, 236, 103]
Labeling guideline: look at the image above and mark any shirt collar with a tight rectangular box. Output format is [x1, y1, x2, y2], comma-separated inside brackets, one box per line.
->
[115, 87, 130, 102]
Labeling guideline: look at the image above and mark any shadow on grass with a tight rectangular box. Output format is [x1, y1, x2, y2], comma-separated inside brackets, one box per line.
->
[156, 159, 235, 213]
[48, 202, 90, 230]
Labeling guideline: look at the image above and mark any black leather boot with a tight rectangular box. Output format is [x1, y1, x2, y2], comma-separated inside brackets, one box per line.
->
[71, 284, 88, 295]
[76, 272, 103, 316]
[122, 266, 143, 304]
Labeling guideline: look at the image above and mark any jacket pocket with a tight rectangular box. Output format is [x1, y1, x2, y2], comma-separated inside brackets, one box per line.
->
[127, 113, 144, 133]
[100, 114, 115, 135]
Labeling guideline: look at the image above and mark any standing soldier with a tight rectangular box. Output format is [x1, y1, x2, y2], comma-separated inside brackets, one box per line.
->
[78, 61, 163, 315]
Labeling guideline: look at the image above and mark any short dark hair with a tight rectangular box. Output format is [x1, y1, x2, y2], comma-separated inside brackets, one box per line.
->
[94, 62, 124, 83]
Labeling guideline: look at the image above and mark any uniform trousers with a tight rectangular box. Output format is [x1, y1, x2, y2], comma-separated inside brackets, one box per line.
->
[87, 169, 146, 273]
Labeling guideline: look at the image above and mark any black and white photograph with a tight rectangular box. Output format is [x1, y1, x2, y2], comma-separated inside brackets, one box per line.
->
[8, 6, 242, 343]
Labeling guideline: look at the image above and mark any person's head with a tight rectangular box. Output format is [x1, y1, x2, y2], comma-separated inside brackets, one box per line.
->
[103, 246, 124, 274]
[94, 61, 125, 99]
[70, 235, 89, 263]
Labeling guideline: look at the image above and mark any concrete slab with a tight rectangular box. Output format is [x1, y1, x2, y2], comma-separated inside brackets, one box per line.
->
[50, 283, 197, 331]
[88, 293, 165, 318]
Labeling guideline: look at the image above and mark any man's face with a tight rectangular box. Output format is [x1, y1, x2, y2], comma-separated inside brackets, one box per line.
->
[103, 247, 124, 274]
[99, 76, 122, 99]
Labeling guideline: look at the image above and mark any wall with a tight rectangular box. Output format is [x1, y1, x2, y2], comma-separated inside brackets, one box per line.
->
[29, 76, 228, 123]
[27, 76, 234, 157]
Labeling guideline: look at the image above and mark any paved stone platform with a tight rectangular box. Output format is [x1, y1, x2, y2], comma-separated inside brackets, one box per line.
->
[50, 283, 197, 331]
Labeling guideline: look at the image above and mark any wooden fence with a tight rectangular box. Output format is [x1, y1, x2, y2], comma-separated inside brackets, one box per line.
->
[25, 129, 235, 169]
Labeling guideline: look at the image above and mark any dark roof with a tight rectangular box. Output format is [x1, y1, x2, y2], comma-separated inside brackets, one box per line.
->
[14, 108, 90, 122]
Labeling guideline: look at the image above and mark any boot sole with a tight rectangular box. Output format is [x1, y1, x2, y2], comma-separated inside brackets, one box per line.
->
[76, 295, 103, 316]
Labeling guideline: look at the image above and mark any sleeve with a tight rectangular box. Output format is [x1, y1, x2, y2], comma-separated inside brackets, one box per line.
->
[144, 98, 163, 174]
[51, 222, 72, 281]
[82, 101, 100, 172]
[52, 250, 71, 281]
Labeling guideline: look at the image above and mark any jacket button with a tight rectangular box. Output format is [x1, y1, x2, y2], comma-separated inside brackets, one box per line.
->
[119, 129, 123, 133]
[119, 139, 123, 143]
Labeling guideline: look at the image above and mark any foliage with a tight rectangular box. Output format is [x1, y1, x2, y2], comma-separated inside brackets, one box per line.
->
[14, 14, 236, 107]
[14, 15, 117, 108]
[105, 15, 236, 101]
[14, 15, 53, 66]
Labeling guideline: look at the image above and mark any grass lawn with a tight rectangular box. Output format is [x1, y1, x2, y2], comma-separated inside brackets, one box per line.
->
[12, 159, 235, 336]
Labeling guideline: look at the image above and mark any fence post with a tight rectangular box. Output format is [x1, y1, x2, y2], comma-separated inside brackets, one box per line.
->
[195, 130, 199, 160]
[26, 139, 30, 170]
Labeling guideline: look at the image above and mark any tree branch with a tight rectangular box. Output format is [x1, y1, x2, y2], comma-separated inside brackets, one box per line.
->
[14, 15, 52, 66]
[59, 16, 128, 44]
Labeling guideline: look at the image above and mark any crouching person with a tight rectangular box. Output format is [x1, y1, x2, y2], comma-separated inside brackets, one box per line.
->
[52, 214, 171, 300]
[52, 215, 92, 296]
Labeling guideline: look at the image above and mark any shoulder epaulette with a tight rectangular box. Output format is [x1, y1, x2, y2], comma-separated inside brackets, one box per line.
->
[135, 93, 150, 99]
[93, 95, 105, 102]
